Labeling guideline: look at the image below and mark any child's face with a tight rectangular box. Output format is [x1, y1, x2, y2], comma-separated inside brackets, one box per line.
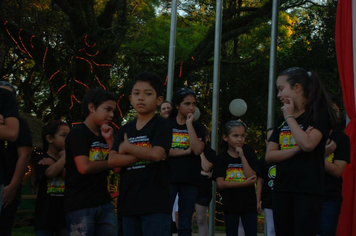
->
[91, 100, 116, 126]
[160, 102, 172, 119]
[176, 95, 196, 117]
[276, 75, 298, 104]
[223, 126, 246, 149]
[50, 125, 70, 151]
[130, 81, 162, 115]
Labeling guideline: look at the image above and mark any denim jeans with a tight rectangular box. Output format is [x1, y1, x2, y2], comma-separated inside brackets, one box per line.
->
[224, 212, 257, 236]
[66, 201, 118, 236]
[317, 200, 342, 236]
[122, 213, 171, 236]
[0, 185, 22, 236]
[170, 183, 198, 236]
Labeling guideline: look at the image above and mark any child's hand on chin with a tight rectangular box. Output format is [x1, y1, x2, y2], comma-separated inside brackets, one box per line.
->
[101, 124, 113, 140]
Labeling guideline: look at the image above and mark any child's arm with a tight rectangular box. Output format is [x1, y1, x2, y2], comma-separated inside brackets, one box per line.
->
[216, 175, 257, 189]
[45, 151, 66, 178]
[169, 148, 192, 157]
[186, 113, 204, 155]
[0, 117, 19, 142]
[119, 134, 167, 162]
[74, 156, 108, 175]
[200, 151, 213, 172]
[2, 146, 32, 208]
[235, 147, 256, 178]
[265, 142, 301, 163]
[282, 98, 323, 152]
[325, 160, 347, 177]
[108, 150, 140, 168]
[256, 177, 264, 214]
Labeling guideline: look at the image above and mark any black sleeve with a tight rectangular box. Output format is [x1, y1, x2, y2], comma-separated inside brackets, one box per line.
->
[244, 145, 258, 172]
[212, 153, 225, 180]
[257, 156, 266, 178]
[269, 115, 284, 144]
[311, 109, 330, 139]
[151, 118, 172, 155]
[333, 132, 351, 163]
[111, 125, 127, 152]
[35, 155, 49, 183]
[0, 89, 19, 119]
[16, 118, 33, 147]
[204, 147, 217, 164]
[67, 127, 91, 157]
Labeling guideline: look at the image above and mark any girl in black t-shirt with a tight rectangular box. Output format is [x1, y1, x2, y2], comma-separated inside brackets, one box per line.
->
[34, 120, 70, 236]
[213, 120, 258, 236]
[168, 88, 205, 236]
[266, 67, 338, 236]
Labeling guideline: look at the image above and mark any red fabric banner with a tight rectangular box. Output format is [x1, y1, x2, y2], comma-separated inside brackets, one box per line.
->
[335, 0, 356, 235]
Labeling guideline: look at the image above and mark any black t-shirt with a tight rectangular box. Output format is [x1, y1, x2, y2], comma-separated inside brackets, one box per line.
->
[197, 147, 216, 200]
[3, 117, 32, 185]
[213, 145, 258, 214]
[34, 153, 66, 230]
[64, 123, 111, 212]
[269, 113, 330, 195]
[0, 88, 19, 184]
[324, 131, 350, 201]
[258, 156, 276, 209]
[168, 118, 205, 186]
[112, 115, 172, 216]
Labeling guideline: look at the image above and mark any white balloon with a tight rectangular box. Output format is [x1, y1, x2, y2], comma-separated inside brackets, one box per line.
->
[194, 107, 200, 121]
[229, 99, 247, 117]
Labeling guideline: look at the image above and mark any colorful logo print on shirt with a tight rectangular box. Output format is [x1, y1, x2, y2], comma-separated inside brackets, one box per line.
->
[225, 163, 246, 182]
[279, 124, 303, 150]
[127, 135, 153, 170]
[172, 128, 190, 150]
[268, 165, 276, 189]
[326, 153, 335, 163]
[89, 141, 109, 161]
[47, 177, 65, 196]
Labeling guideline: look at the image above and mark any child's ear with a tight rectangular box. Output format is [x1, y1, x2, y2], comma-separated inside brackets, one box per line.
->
[156, 96, 164, 106]
[222, 134, 228, 142]
[46, 134, 53, 144]
[294, 83, 302, 93]
[88, 102, 95, 113]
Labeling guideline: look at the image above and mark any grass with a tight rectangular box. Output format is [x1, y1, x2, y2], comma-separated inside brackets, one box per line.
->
[12, 227, 35, 236]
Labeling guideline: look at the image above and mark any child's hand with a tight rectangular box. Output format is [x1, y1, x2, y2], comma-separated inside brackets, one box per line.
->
[257, 202, 263, 215]
[246, 175, 257, 184]
[281, 98, 294, 118]
[305, 126, 314, 134]
[186, 113, 194, 124]
[325, 139, 337, 156]
[101, 124, 113, 141]
[119, 133, 131, 154]
[235, 146, 244, 157]
[58, 150, 66, 159]
[0, 114, 4, 125]
[185, 147, 192, 155]
[38, 158, 56, 166]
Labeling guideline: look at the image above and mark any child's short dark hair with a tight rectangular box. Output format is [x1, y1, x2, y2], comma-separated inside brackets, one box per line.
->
[82, 88, 117, 117]
[131, 72, 163, 97]
[42, 120, 69, 152]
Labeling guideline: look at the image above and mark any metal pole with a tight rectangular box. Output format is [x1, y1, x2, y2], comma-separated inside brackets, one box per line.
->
[267, 0, 279, 129]
[166, 0, 178, 102]
[209, 0, 223, 235]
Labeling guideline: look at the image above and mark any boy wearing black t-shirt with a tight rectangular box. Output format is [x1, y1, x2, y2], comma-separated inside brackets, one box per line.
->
[108, 72, 172, 236]
[64, 88, 118, 235]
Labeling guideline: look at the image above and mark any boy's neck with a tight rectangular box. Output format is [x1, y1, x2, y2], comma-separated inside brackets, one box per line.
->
[84, 118, 101, 136]
[136, 112, 156, 130]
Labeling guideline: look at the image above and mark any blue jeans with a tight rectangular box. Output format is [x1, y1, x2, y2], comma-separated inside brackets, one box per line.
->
[224, 212, 257, 236]
[122, 213, 171, 236]
[0, 185, 22, 236]
[170, 183, 198, 236]
[317, 200, 342, 236]
[66, 201, 118, 236]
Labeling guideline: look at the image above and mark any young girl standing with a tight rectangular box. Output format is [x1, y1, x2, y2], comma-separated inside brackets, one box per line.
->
[34, 120, 70, 236]
[168, 87, 205, 236]
[213, 120, 258, 236]
[266, 67, 337, 236]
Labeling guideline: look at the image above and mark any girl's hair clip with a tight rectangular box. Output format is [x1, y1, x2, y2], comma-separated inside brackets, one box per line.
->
[307, 71, 312, 77]
[237, 119, 247, 129]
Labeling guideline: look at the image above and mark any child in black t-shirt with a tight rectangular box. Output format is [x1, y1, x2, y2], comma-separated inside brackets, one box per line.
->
[213, 120, 258, 236]
[266, 67, 338, 235]
[34, 120, 70, 235]
[108, 72, 172, 236]
[64, 89, 118, 236]
[168, 87, 205, 236]
[256, 128, 276, 236]
[317, 94, 350, 236]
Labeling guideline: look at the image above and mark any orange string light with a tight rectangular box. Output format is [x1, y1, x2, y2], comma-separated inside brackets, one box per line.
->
[4, 21, 26, 54]
[164, 75, 168, 86]
[86, 50, 99, 57]
[84, 35, 96, 48]
[49, 70, 60, 81]
[30, 35, 35, 49]
[42, 47, 48, 71]
[56, 84, 67, 94]
[19, 29, 33, 58]
[69, 94, 82, 110]
[110, 121, 120, 130]
[74, 79, 90, 90]
[95, 75, 106, 90]
[91, 60, 111, 67]
[76, 56, 93, 73]
[179, 61, 183, 77]
[117, 94, 125, 118]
